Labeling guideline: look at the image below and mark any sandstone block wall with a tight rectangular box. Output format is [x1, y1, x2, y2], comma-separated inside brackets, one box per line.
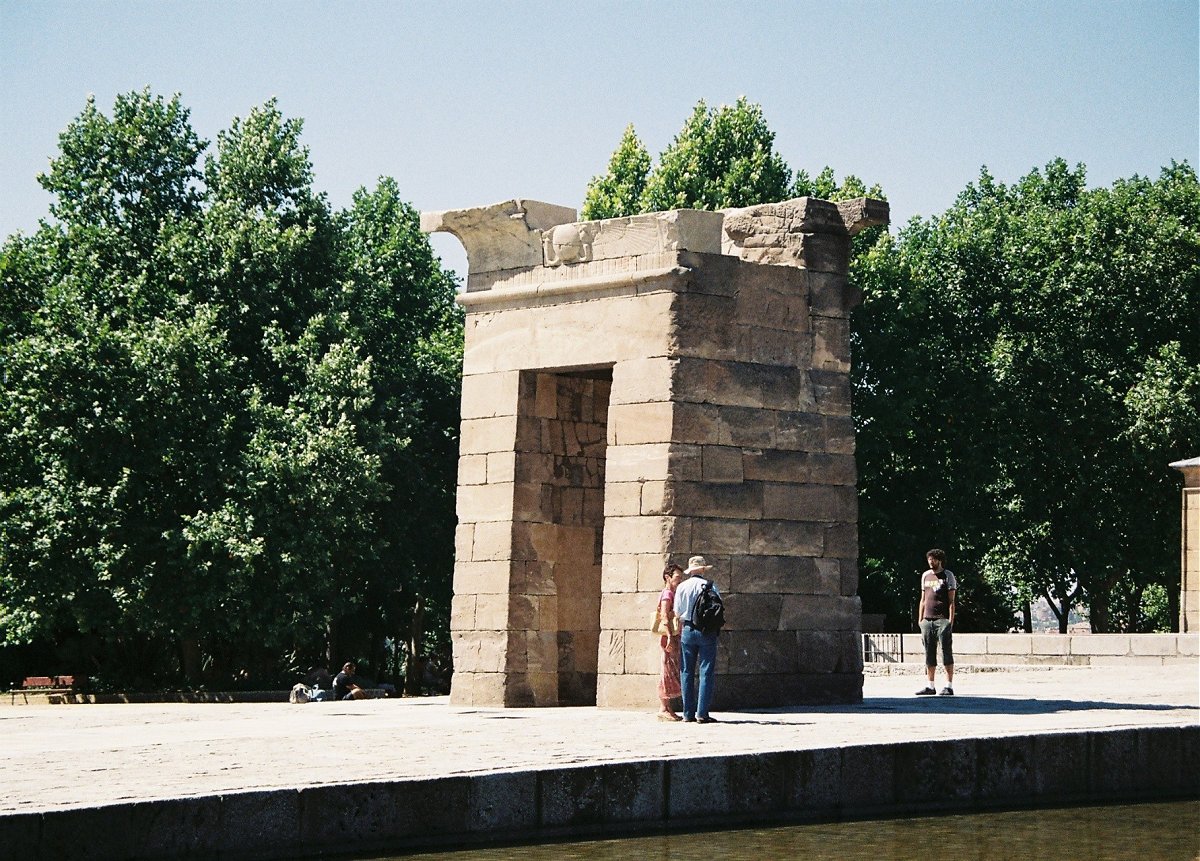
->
[427, 196, 888, 708]
[1171, 458, 1198, 634]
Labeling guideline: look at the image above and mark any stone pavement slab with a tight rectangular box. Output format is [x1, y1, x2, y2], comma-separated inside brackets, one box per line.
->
[4, 664, 1196, 816]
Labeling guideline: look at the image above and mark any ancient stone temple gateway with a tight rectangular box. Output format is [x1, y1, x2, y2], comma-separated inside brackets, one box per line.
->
[421, 196, 888, 709]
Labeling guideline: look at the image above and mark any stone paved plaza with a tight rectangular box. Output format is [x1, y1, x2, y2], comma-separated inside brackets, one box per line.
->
[4, 663, 1196, 815]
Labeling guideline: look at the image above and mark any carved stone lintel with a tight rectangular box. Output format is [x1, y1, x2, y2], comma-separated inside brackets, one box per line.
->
[836, 198, 890, 236]
[420, 199, 577, 277]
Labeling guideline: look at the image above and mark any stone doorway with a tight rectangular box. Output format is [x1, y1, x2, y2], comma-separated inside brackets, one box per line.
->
[515, 369, 611, 705]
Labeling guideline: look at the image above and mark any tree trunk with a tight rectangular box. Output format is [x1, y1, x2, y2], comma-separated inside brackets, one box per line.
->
[180, 637, 202, 686]
[324, 620, 336, 671]
[1044, 588, 1068, 634]
[1021, 601, 1033, 634]
[404, 596, 426, 696]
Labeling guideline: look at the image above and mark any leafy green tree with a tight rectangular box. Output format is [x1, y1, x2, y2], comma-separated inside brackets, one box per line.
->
[583, 99, 880, 226]
[581, 125, 651, 220]
[641, 97, 792, 212]
[0, 92, 461, 689]
[853, 160, 1200, 632]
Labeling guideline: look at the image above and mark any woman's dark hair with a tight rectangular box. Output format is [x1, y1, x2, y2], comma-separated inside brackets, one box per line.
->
[662, 561, 683, 582]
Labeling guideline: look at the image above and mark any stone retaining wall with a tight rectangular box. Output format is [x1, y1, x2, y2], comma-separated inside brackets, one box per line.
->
[864, 633, 1200, 666]
[3, 726, 1195, 860]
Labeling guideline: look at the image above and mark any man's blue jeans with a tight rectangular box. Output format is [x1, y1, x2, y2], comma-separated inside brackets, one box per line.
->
[680, 625, 718, 720]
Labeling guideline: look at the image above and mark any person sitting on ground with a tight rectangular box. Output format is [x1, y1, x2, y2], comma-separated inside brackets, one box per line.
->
[333, 661, 367, 700]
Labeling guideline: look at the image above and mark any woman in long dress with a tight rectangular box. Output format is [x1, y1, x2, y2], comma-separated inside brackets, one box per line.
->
[657, 561, 684, 721]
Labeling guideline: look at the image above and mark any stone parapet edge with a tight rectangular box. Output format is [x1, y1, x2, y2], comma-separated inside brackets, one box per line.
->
[864, 633, 1200, 666]
[456, 264, 690, 311]
[4, 725, 1196, 860]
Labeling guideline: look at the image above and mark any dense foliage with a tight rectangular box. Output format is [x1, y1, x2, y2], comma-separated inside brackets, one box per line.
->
[853, 160, 1200, 632]
[0, 91, 462, 689]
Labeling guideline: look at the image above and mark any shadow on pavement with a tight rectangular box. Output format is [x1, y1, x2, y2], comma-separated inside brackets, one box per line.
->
[754, 697, 1190, 716]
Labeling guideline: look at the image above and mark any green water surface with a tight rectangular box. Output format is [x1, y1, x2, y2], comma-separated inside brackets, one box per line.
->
[367, 800, 1199, 861]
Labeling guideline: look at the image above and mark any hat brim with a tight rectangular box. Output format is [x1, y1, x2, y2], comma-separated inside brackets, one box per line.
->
[685, 565, 713, 575]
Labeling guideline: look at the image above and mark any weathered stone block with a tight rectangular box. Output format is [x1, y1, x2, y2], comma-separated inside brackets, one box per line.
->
[730, 554, 821, 594]
[1137, 726, 1185, 796]
[723, 630, 799, 673]
[603, 760, 666, 823]
[459, 415, 519, 455]
[601, 553, 639, 593]
[456, 482, 516, 523]
[540, 765, 605, 828]
[1129, 634, 1175, 655]
[1031, 731, 1089, 801]
[450, 593, 477, 631]
[986, 634, 1033, 655]
[1030, 634, 1070, 655]
[685, 517, 750, 555]
[823, 523, 858, 558]
[780, 594, 861, 631]
[596, 629, 626, 674]
[823, 415, 855, 454]
[458, 454, 487, 486]
[599, 590, 654, 631]
[607, 401, 674, 445]
[668, 756, 730, 820]
[748, 520, 824, 556]
[891, 739, 976, 810]
[453, 560, 514, 596]
[808, 272, 852, 317]
[701, 445, 745, 483]
[609, 356, 677, 405]
[468, 772, 537, 833]
[787, 747, 841, 815]
[603, 515, 678, 554]
[734, 279, 811, 333]
[668, 481, 763, 520]
[473, 592, 510, 630]
[667, 401, 722, 445]
[721, 592, 783, 631]
[840, 744, 895, 812]
[976, 735, 1035, 806]
[811, 316, 850, 373]
[795, 631, 841, 673]
[716, 406, 777, 448]
[762, 483, 856, 523]
[1089, 729, 1139, 797]
[595, 671, 657, 708]
[727, 752, 791, 816]
[1070, 635, 1131, 656]
[460, 371, 521, 419]
[668, 293, 739, 361]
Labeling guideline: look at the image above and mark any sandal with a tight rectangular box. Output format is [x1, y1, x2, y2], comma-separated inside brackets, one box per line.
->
[657, 711, 682, 722]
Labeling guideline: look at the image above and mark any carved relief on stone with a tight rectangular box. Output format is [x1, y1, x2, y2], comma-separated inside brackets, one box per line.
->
[542, 223, 595, 267]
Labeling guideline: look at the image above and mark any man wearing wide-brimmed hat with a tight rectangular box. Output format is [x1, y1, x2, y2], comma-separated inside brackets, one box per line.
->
[672, 555, 721, 723]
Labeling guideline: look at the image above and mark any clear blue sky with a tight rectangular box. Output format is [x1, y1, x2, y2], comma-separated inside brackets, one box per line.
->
[2, 1, 1196, 277]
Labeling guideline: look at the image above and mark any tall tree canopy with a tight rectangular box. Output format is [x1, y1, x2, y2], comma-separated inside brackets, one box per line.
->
[853, 160, 1200, 632]
[582, 98, 862, 220]
[0, 90, 462, 688]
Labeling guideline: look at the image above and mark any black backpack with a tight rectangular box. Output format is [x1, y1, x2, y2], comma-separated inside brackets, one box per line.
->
[694, 580, 726, 635]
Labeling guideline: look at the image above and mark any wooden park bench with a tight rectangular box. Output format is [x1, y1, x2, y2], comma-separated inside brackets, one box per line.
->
[21, 675, 75, 689]
[8, 675, 80, 704]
